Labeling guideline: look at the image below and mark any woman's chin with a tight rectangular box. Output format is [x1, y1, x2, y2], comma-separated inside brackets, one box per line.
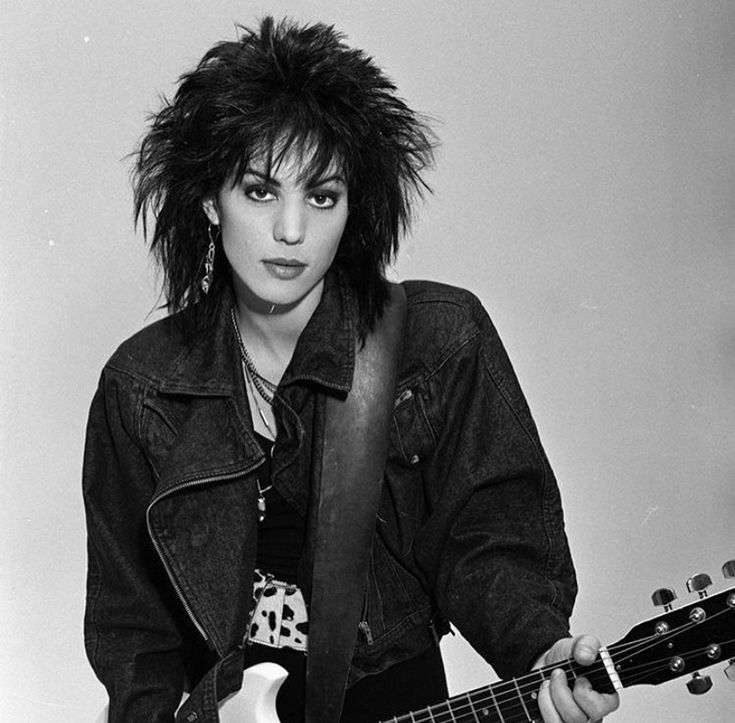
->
[234, 278, 326, 321]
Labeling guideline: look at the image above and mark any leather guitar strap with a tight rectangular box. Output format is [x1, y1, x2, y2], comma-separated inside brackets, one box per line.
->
[304, 283, 407, 723]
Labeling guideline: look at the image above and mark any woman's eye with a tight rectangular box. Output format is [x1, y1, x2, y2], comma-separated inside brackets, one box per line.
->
[245, 185, 274, 202]
[309, 193, 337, 209]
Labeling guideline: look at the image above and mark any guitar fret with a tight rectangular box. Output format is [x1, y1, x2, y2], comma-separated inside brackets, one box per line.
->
[466, 692, 481, 722]
[527, 670, 545, 723]
[426, 710, 452, 723]
[492, 680, 530, 722]
[486, 683, 504, 721]
[431, 700, 455, 723]
[512, 678, 531, 721]
[448, 702, 457, 722]
[402, 700, 456, 723]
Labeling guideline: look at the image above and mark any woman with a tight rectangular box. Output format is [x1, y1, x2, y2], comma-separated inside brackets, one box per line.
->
[83, 16, 619, 723]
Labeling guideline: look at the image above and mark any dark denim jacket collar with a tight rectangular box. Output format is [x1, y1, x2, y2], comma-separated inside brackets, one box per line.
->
[156, 268, 357, 398]
[280, 269, 356, 393]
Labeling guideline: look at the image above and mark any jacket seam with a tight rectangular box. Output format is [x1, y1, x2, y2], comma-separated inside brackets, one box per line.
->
[84, 553, 103, 673]
[478, 343, 557, 584]
[409, 330, 479, 441]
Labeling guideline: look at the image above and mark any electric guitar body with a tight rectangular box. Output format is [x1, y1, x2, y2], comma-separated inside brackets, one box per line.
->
[218, 662, 287, 723]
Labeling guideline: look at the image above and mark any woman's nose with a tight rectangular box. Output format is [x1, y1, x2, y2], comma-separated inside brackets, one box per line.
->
[273, 199, 305, 245]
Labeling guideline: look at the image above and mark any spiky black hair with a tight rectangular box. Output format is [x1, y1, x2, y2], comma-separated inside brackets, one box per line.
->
[134, 16, 436, 335]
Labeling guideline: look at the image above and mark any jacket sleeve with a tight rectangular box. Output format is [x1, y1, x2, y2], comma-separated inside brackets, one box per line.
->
[83, 369, 188, 721]
[413, 296, 577, 679]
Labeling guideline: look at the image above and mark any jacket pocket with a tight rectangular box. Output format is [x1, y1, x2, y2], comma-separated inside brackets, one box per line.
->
[391, 385, 435, 467]
[359, 531, 432, 649]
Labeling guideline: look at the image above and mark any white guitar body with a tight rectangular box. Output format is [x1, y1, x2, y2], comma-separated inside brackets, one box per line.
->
[218, 662, 287, 723]
[95, 663, 288, 723]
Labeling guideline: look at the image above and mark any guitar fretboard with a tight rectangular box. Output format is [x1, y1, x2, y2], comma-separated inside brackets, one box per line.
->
[382, 659, 614, 723]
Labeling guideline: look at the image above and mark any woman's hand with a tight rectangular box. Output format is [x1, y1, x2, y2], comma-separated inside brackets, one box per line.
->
[534, 635, 620, 723]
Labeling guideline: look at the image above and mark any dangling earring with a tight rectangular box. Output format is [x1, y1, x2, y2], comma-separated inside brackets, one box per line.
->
[200, 223, 218, 294]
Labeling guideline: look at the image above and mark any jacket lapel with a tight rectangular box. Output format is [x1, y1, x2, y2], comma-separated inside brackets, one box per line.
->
[145, 298, 262, 654]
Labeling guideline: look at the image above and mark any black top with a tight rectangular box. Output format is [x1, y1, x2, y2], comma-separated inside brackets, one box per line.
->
[254, 433, 305, 583]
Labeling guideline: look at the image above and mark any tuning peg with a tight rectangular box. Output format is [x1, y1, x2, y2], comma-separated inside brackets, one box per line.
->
[725, 659, 735, 682]
[686, 673, 713, 695]
[651, 587, 677, 611]
[686, 573, 713, 599]
[722, 560, 735, 579]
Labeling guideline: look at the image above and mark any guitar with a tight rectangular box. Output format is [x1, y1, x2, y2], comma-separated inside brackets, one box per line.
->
[218, 566, 735, 723]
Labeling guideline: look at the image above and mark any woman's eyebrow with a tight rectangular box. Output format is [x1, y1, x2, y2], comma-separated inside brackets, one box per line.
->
[306, 173, 346, 188]
[240, 168, 345, 188]
[242, 168, 278, 185]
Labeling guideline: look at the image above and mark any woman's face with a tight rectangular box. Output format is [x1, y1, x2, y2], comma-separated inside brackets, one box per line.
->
[203, 152, 349, 316]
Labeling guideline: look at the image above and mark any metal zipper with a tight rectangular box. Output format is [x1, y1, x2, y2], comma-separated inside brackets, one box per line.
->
[358, 572, 373, 644]
[358, 620, 374, 645]
[146, 468, 252, 642]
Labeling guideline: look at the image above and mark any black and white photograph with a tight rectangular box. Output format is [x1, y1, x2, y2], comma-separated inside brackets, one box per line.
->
[2, 2, 734, 721]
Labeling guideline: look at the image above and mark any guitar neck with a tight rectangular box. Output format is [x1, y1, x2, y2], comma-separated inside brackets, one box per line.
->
[231, 579, 733, 722]
[383, 658, 615, 723]
[384, 582, 735, 721]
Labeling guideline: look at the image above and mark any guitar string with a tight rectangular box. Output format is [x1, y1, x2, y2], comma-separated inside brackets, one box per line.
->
[395, 657, 625, 723]
[414, 608, 735, 722]
[387, 629, 735, 723]
[387, 642, 735, 723]
[394, 658, 595, 721]
[384, 605, 735, 723]
[604, 632, 735, 687]
[387, 631, 735, 723]
[600, 611, 735, 678]
[600, 604, 735, 683]
[393, 636, 735, 723]
[386, 662, 578, 723]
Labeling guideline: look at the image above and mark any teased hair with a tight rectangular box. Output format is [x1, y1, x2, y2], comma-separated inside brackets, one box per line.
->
[134, 16, 436, 336]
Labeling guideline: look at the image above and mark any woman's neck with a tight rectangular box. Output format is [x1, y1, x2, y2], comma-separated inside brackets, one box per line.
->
[233, 281, 324, 385]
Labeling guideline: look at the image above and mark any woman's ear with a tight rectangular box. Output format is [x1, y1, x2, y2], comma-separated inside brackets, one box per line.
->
[202, 197, 220, 226]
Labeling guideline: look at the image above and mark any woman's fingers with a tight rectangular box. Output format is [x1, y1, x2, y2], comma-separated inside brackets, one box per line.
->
[537, 668, 620, 723]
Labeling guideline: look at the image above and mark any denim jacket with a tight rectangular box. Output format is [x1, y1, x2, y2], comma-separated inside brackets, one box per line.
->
[83, 272, 577, 721]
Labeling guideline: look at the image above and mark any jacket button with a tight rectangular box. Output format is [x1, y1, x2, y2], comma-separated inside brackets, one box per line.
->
[409, 454, 420, 465]
[186, 713, 198, 722]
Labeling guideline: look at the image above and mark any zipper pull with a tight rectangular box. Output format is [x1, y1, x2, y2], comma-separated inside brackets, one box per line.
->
[358, 621, 374, 644]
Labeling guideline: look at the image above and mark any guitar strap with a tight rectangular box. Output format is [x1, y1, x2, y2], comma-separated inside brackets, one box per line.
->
[304, 282, 407, 723]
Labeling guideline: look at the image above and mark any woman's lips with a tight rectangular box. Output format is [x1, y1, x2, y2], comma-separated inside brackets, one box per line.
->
[263, 258, 306, 280]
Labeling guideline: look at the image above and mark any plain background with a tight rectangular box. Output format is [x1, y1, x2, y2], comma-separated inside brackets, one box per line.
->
[1, 1, 734, 720]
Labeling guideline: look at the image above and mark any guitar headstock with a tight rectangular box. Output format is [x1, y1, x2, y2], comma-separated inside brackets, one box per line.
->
[608, 561, 735, 694]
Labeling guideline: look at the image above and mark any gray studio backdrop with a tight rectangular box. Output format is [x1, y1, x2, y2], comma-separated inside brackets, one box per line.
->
[1, 1, 733, 721]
